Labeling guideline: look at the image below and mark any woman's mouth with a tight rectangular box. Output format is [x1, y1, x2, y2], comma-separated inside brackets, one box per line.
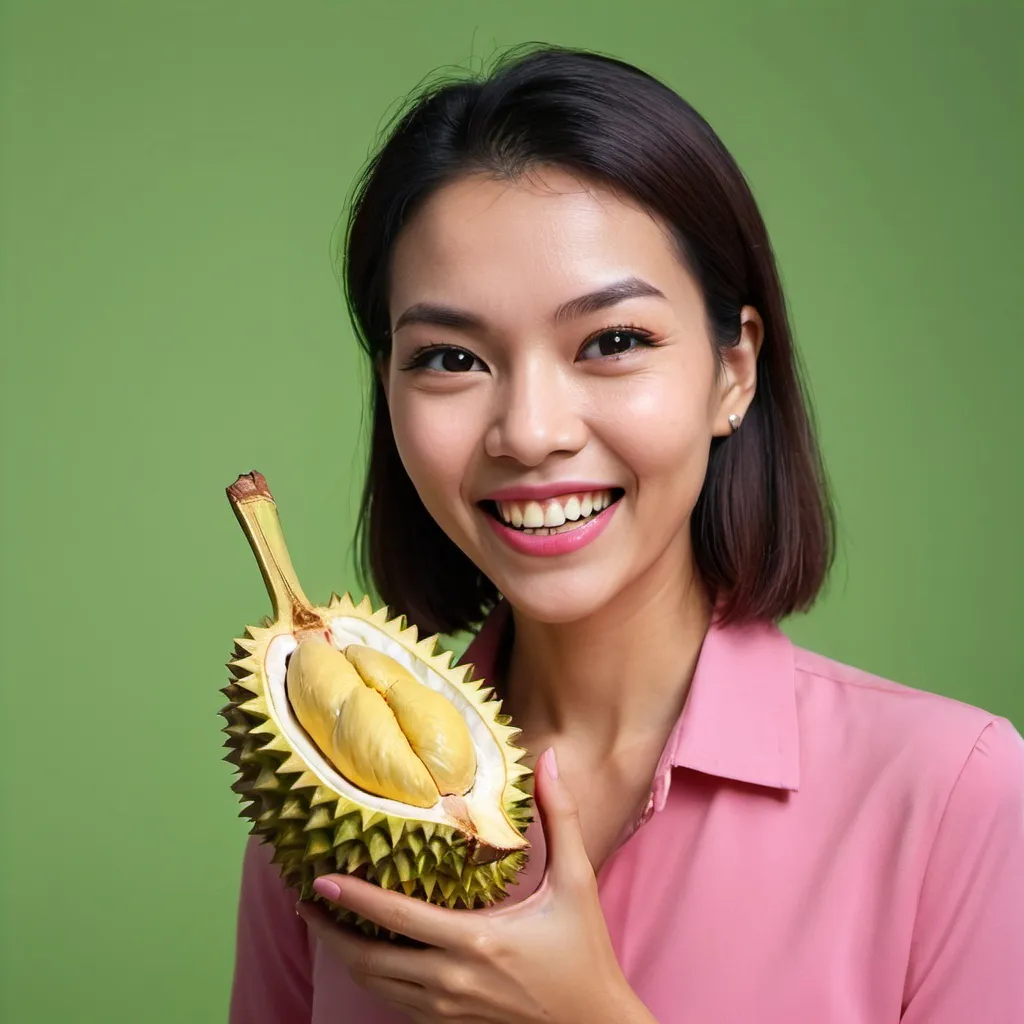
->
[482, 488, 623, 534]
[477, 488, 624, 556]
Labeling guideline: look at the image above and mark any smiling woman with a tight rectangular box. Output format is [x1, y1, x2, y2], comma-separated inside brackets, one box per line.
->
[228, 44, 1024, 1024]
[346, 56, 833, 638]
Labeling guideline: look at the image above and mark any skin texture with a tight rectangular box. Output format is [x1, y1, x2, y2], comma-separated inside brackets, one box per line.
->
[301, 166, 763, 1022]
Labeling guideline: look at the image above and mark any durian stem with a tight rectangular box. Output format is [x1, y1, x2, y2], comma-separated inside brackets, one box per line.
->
[227, 471, 320, 629]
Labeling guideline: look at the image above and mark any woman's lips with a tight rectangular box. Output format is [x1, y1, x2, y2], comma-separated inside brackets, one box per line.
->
[482, 498, 619, 557]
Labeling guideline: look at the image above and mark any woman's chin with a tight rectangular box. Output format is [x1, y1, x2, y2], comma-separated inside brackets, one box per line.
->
[490, 569, 626, 626]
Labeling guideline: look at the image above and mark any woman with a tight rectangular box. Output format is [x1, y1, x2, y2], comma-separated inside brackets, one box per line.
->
[229, 45, 1024, 1023]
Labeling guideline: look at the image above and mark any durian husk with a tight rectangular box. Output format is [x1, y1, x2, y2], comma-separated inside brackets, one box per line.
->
[220, 471, 533, 940]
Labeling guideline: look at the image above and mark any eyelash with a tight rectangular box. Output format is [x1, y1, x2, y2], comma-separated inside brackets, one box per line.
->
[399, 323, 659, 372]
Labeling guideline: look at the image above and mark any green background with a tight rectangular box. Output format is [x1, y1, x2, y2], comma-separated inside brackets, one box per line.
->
[1, 2, 1020, 1021]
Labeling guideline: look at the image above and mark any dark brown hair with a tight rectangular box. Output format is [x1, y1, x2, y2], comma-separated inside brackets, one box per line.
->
[339, 43, 834, 636]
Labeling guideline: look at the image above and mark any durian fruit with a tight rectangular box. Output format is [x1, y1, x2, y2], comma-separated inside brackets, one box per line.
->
[220, 471, 532, 938]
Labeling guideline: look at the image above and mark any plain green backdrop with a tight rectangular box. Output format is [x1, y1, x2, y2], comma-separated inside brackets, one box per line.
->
[1, 1, 1021, 1021]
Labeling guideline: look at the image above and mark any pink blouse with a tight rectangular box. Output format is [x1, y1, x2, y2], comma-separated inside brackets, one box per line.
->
[229, 607, 1024, 1022]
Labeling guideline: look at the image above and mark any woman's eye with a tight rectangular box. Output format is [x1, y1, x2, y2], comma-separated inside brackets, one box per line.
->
[411, 346, 485, 373]
[578, 328, 653, 360]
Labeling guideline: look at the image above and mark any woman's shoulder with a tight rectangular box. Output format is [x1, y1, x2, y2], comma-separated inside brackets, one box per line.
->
[794, 639, 1009, 724]
[788, 639, 1023, 798]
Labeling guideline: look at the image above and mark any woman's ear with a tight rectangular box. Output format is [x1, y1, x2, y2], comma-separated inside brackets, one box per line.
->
[712, 305, 763, 436]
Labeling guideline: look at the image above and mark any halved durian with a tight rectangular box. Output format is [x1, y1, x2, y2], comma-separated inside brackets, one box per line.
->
[220, 471, 532, 938]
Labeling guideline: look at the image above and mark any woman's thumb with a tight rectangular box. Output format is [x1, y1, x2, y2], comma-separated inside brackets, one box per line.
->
[536, 747, 594, 890]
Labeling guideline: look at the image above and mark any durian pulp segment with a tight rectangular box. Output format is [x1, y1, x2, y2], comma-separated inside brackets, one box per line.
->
[265, 625, 527, 851]
[285, 640, 440, 808]
[344, 644, 478, 797]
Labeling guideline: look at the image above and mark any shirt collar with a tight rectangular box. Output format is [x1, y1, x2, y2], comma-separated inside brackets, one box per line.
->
[658, 617, 800, 793]
[462, 601, 800, 798]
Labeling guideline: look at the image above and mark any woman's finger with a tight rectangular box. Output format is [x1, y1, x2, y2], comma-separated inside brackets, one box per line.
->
[356, 972, 426, 1011]
[296, 901, 446, 985]
[534, 747, 596, 892]
[359, 973, 487, 1024]
[312, 875, 472, 948]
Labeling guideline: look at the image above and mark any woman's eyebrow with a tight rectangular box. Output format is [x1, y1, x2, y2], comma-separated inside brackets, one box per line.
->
[392, 276, 666, 333]
[552, 276, 666, 324]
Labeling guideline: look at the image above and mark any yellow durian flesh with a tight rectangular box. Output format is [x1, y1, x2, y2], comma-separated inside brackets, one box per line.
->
[330, 685, 439, 808]
[284, 640, 361, 749]
[286, 639, 439, 808]
[345, 644, 478, 797]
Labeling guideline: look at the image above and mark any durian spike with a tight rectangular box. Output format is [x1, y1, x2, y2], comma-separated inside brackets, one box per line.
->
[226, 471, 322, 630]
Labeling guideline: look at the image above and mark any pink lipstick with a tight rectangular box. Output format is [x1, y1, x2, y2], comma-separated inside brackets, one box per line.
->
[481, 489, 622, 557]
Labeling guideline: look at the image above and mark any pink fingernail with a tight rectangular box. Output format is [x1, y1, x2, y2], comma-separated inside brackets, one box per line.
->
[545, 747, 559, 779]
[313, 877, 342, 901]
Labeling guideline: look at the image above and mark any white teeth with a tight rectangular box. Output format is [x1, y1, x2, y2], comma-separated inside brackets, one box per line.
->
[522, 501, 545, 529]
[543, 502, 566, 528]
[493, 489, 616, 529]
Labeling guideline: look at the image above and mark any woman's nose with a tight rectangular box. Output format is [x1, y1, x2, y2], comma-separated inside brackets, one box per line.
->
[483, 358, 588, 467]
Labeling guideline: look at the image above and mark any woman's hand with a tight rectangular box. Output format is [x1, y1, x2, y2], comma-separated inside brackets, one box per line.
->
[295, 747, 655, 1024]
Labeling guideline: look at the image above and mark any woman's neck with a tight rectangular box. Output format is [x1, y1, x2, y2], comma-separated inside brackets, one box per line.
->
[500, 549, 712, 762]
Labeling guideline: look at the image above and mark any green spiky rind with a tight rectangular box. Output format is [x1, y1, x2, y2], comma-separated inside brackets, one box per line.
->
[220, 596, 534, 939]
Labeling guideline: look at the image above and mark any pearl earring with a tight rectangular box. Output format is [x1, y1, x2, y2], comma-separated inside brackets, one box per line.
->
[728, 413, 741, 433]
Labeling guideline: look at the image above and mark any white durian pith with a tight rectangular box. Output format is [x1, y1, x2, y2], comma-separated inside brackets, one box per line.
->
[221, 471, 533, 938]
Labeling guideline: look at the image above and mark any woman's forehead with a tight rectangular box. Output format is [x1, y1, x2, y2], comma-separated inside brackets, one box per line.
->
[389, 171, 689, 319]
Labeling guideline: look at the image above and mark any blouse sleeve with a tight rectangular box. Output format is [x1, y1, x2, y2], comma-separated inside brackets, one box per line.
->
[901, 715, 1024, 1022]
[228, 835, 314, 1024]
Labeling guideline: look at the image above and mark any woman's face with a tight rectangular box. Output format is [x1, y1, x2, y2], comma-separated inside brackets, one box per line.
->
[384, 166, 760, 624]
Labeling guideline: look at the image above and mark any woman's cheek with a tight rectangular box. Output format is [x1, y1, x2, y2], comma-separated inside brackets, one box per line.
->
[605, 373, 714, 485]
[390, 390, 481, 530]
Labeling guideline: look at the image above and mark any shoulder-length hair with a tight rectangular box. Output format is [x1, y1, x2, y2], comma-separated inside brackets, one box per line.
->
[339, 44, 834, 637]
